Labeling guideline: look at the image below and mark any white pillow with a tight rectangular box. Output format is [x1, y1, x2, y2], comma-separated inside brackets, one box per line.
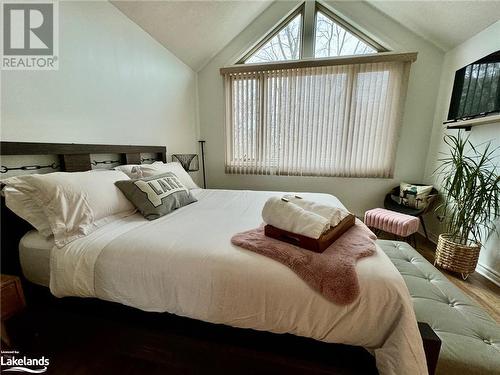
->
[2, 186, 53, 238]
[2, 170, 136, 247]
[114, 164, 143, 179]
[139, 162, 199, 189]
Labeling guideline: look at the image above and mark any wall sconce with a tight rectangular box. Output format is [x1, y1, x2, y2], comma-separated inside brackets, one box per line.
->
[171, 141, 207, 189]
[171, 154, 199, 172]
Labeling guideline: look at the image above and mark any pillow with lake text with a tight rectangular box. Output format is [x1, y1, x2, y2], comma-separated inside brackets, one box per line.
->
[115, 172, 197, 220]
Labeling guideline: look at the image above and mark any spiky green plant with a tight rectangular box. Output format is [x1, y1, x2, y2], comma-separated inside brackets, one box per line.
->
[434, 132, 500, 246]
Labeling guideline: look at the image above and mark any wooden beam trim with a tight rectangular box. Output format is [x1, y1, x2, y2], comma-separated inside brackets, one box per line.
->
[0, 142, 166, 156]
[220, 52, 418, 75]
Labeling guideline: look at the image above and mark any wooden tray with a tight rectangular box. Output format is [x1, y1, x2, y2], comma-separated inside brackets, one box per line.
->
[264, 214, 356, 253]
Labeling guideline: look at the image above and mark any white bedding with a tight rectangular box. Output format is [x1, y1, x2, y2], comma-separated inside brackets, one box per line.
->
[19, 230, 53, 287]
[49, 189, 427, 375]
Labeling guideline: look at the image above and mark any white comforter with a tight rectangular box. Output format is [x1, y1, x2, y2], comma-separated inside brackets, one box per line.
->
[50, 189, 427, 375]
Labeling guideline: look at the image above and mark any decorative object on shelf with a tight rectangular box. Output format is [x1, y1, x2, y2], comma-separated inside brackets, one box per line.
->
[434, 132, 499, 280]
[91, 159, 121, 166]
[199, 140, 207, 189]
[172, 154, 199, 172]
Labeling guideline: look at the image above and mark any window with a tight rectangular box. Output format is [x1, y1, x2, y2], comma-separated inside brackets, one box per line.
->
[222, 54, 416, 177]
[243, 2, 384, 64]
[314, 10, 377, 58]
[447, 51, 500, 121]
[245, 13, 302, 64]
[224, 3, 414, 178]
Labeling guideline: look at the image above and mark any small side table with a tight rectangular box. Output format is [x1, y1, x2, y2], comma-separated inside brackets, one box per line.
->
[1, 275, 26, 347]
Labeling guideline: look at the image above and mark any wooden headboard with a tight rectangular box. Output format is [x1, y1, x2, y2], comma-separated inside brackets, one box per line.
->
[0, 141, 167, 172]
[0, 141, 167, 275]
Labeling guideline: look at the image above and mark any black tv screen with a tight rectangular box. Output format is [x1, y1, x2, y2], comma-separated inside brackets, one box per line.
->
[447, 50, 500, 122]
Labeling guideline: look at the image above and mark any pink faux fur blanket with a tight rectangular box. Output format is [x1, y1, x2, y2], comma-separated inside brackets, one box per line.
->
[231, 219, 377, 305]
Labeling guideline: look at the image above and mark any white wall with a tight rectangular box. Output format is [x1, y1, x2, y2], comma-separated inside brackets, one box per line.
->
[1, 1, 199, 158]
[197, 0, 444, 216]
[424, 21, 500, 284]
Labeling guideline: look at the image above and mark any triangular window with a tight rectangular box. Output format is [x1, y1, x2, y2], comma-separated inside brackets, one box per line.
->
[240, 2, 385, 64]
[314, 9, 377, 58]
[244, 12, 302, 64]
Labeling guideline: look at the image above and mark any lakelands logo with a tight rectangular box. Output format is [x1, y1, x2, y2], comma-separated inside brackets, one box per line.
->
[1, 0, 59, 70]
[1, 351, 49, 373]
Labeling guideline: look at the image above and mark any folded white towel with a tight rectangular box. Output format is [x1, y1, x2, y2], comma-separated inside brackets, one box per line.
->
[283, 194, 351, 227]
[262, 197, 330, 239]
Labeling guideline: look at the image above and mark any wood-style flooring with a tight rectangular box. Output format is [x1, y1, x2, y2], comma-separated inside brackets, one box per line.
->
[3, 292, 377, 375]
[380, 232, 500, 323]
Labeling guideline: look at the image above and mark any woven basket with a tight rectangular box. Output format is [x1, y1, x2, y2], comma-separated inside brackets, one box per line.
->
[435, 234, 481, 280]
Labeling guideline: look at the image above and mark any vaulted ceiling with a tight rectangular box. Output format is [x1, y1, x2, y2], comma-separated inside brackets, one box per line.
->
[367, 0, 500, 51]
[112, 1, 500, 71]
[111, 1, 273, 71]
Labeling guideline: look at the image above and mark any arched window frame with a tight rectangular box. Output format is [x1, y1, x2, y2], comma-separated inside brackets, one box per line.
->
[239, 1, 387, 64]
[238, 4, 305, 64]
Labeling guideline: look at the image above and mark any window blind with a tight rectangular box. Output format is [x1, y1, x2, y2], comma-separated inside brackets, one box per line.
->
[222, 53, 415, 178]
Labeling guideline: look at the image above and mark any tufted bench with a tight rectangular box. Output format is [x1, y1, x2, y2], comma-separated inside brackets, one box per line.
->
[365, 208, 419, 240]
[378, 240, 500, 375]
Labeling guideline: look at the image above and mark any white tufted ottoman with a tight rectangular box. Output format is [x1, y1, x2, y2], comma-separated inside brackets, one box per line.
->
[379, 240, 500, 375]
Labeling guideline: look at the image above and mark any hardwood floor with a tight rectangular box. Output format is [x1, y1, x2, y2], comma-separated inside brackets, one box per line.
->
[380, 232, 500, 323]
[3, 292, 377, 375]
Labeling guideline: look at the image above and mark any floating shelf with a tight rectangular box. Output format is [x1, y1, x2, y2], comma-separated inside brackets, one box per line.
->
[445, 114, 500, 131]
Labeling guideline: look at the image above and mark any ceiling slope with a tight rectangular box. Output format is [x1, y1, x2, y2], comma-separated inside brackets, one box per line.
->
[112, 0, 273, 71]
[367, 0, 500, 51]
[112, 0, 500, 70]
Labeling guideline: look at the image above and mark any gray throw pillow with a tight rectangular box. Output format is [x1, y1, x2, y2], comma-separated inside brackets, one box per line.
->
[115, 172, 197, 220]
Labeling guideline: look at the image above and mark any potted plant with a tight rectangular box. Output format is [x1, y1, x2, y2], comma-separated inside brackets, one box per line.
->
[434, 132, 499, 280]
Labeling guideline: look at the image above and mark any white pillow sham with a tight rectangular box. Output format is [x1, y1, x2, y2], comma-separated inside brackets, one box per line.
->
[2, 186, 53, 238]
[138, 162, 199, 189]
[2, 170, 136, 248]
[114, 164, 143, 179]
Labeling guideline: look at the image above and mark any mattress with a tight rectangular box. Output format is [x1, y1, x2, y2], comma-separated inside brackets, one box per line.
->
[19, 230, 54, 287]
[46, 188, 427, 375]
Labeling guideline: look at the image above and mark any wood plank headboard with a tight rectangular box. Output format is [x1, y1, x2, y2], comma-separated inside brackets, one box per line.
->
[0, 141, 167, 172]
[0, 141, 167, 275]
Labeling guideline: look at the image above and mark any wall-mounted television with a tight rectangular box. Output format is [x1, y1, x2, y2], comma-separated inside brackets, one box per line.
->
[446, 50, 500, 123]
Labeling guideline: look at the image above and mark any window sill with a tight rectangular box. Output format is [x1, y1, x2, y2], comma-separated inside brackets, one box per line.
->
[445, 114, 500, 130]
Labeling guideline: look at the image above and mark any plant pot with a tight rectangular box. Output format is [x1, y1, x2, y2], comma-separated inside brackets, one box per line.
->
[434, 234, 481, 280]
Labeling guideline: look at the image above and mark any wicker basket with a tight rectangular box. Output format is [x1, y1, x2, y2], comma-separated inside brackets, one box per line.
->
[435, 234, 481, 280]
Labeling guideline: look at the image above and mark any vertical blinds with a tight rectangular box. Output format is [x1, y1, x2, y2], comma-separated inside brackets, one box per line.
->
[222, 54, 414, 177]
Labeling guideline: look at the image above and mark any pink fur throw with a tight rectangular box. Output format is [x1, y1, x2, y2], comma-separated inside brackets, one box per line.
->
[231, 219, 377, 305]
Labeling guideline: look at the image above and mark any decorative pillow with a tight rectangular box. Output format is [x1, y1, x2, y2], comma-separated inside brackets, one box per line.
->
[114, 164, 143, 179]
[399, 182, 433, 209]
[2, 186, 53, 238]
[138, 162, 199, 189]
[115, 172, 197, 220]
[2, 170, 136, 247]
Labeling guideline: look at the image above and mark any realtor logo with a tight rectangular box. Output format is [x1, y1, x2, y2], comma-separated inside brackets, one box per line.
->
[1, 350, 50, 373]
[1, 1, 59, 70]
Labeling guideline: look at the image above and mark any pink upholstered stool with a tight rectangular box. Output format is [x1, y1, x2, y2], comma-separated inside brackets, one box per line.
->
[364, 208, 420, 246]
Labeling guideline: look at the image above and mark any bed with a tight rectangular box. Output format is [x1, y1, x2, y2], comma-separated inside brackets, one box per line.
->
[1, 142, 429, 375]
